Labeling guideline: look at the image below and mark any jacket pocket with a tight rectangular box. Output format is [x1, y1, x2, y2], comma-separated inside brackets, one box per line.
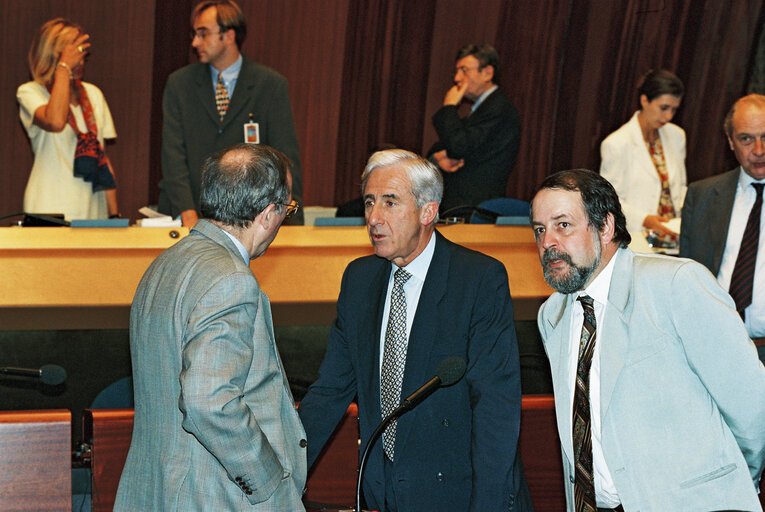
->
[679, 463, 736, 489]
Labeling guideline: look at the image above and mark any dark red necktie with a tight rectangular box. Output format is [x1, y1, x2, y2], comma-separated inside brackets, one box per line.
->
[729, 183, 764, 320]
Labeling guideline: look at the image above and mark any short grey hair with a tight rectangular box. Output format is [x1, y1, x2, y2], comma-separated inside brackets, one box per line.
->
[361, 149, 443, 215]
[200, 144, 290, 228]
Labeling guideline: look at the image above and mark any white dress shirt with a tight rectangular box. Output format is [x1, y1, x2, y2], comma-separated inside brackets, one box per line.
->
[717, 169, 765, 338]
[568, 252, 621, 507]
[378, 232, 436, 375]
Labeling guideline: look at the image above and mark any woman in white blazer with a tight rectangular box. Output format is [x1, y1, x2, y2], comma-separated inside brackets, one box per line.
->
[600, 70, 686, 239]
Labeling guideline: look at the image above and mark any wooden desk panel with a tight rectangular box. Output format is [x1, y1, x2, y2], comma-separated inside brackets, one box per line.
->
[83, 409, 135, 512]
[303, 403, 359, 508]
[0, 225, 551, 328]
[519, 395, 566, 511]
[0, 409, 71, 511]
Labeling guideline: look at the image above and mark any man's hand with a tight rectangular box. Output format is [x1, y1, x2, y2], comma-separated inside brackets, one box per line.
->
[181, 209, 199, 227]
[433, 150, 464, 173]
[443, 82, 469, 106]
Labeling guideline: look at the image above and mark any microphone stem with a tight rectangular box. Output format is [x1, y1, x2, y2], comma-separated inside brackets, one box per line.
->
[356, 412, 397, 512]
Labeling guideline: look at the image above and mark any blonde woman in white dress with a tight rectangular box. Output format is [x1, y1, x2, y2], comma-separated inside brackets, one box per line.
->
[17, 18, 119, 220]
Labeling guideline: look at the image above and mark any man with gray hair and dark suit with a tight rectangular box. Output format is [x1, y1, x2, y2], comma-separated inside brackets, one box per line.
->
[115, 144, 305, 511]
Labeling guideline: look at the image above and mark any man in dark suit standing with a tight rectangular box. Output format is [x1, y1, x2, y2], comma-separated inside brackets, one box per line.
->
[298, 149, 531, 511]
[680, 94, 765, 362]
[426, 43, 521, 218]
[158, 0, 302, 226]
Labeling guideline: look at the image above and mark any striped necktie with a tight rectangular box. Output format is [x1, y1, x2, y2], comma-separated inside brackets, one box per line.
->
[573, 295, 598, 512]
[729, 183, 764, 320]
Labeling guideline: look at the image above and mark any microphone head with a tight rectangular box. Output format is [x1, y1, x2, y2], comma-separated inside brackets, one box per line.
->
[435, 357, 466, 387]
[40, 365, 67, 386]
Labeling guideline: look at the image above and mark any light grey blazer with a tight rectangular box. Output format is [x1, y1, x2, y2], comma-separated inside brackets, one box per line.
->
[115, 219, 306, 511]
[538, 247, 765, 511]
[600, 112, 687, 234]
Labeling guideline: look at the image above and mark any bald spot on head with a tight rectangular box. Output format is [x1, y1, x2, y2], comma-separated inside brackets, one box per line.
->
[725, 94, 765, 136]
[220, 148, 251, 168]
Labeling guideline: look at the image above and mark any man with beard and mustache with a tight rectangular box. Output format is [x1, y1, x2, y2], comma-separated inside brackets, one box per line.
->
[530, 169, 765, 512]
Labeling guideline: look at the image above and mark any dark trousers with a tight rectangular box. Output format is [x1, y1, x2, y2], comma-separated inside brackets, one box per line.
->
[383, 456, 398, 512]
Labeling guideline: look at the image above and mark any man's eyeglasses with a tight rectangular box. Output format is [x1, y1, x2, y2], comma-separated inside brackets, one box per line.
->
[281, 200, 299, 218]
[455, 65, 481, 75]
[190, 27, 222, 40]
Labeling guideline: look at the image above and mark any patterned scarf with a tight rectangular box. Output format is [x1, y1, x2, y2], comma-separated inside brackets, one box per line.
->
[50, 80, 116, 192]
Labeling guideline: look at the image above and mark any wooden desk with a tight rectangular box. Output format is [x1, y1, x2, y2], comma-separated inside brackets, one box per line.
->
[0, 224, 551, 329]
[519, 395, 565, 510]
[83, 409, 134, 512]
[0, 410, 71, 511]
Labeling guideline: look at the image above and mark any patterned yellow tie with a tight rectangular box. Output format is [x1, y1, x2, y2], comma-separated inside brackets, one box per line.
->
[215, 73, 229, 123]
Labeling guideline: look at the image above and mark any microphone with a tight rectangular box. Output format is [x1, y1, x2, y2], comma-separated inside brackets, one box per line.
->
[0, 365, 67, 386]
[355, 357, 466, 512]
[392, 356, 466, 416]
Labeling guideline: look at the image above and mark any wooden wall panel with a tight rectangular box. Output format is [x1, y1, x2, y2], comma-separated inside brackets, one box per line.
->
[495, 0, 573, 201]
[242, 0, 350, 207]
[0, 0, 155, 223]
[422, 0, 505, 155]
[1, 0, 763, 220]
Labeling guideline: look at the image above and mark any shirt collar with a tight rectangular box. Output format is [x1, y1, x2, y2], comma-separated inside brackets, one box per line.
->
[471, 84, 498, 113]
[392, 231, 436, 282]
[220, 227, 250, 263]
[578, 246, 619, 306]
[737, 166, 765, 189]
[211, 53, 243, 86]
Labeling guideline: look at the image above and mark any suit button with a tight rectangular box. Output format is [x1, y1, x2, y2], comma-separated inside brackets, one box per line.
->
[441, 419, 449, 427]
[569, 475, 575, 483]
[436, 472, 444, 482]
[300, 438, 307, 448]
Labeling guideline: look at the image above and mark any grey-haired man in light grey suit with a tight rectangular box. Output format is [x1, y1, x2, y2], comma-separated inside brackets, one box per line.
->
[115, 144, 305, 511]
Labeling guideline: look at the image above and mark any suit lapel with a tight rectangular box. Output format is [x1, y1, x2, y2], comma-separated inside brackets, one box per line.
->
[360, 261, 392, 425]
[709, 169, 740, 273]
[543, 294, 576, 465]
[599, 249, 634, 422]
[193, 64, 222, 126]
[627, 113, 657, 182]
[223, 58, 256, 129]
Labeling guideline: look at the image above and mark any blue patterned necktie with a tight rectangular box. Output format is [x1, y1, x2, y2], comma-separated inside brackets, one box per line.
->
[215, 73, 229, 123]
[573, 295, 598, 512]
[380, 268, 412, 460]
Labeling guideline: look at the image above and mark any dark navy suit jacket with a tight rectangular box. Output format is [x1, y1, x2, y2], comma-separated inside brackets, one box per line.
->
[299, 231, 531, 511]
[427, 88, 521, 215]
